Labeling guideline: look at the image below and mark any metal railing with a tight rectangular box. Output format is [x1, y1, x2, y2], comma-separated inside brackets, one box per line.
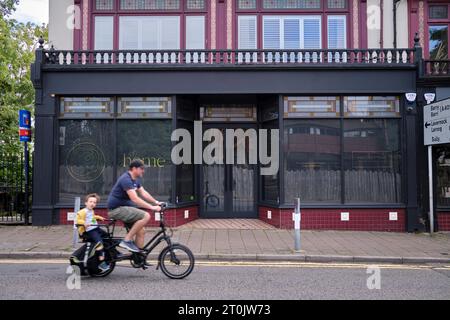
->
[0, 153, 32, 224]
[424, 60, 450, 76]
[43, 48, 417, 67]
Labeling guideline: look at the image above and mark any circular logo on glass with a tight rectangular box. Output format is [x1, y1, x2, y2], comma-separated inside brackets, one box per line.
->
[66, 143, 105, 182]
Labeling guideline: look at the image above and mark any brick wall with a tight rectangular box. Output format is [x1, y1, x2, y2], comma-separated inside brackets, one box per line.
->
[437, 212, 450, 231]
[59, 206, 199, 228]
[259, 206, 406, 232]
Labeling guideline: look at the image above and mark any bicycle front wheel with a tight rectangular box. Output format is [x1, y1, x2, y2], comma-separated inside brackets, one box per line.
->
[159, 244, 195, 279]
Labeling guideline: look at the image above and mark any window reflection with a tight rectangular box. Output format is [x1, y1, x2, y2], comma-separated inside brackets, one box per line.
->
[284, 120, 341, 203]
[343, 119, 401, 203]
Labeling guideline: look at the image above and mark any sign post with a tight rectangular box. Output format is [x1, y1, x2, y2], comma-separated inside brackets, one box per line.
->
[19, 110, 31, 225]
[423, 97, 450, 233]
[72, 197, 81, 249]
[293, 198, 301, 252]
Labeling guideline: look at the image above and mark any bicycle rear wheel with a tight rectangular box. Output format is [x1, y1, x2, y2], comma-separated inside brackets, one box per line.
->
[159, 244, 195, 279]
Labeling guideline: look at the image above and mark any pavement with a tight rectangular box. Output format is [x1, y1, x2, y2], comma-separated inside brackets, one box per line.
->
[1, 223, 450, 264]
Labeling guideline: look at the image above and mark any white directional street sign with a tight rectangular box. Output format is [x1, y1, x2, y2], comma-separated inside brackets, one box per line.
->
[424, 98, 450, 146]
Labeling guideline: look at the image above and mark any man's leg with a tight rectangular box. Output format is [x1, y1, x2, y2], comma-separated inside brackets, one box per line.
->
[109, 207, 149, 252]
[124, 212, 149, 244]
[135, 228, 146, 249]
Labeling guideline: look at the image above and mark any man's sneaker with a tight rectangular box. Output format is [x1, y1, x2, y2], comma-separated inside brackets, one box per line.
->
[119, 240, 140, 253]
[98, 261, 110, 272]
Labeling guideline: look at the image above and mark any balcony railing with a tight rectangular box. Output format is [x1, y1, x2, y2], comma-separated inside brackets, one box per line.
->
[42, 48, 416, 67]
[424, 60, 450, 76]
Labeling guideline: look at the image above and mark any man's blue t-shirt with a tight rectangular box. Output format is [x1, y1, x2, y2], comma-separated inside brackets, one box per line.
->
[107, 172, 142, 209]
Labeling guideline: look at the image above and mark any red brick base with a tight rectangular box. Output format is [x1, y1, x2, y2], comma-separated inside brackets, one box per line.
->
[259, 206, 406, 232]
[59, 206, 199, 228]
[437, 212, 450, 231]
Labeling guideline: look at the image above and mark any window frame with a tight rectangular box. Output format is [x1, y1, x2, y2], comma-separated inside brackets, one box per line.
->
[327, 14, 347, 49]
[90, 0, 208, 51]
[426, 2, 450, 59]
[56, 96, 175, 206]
[118, 15, 181, 50]
[234, 0, 350, 50]
[281, 95, 404, 206]
[262, 15, 323, 49]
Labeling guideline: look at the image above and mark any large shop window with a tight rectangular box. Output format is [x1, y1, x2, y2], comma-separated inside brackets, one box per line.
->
[59, 120, 115, 203]
[284, 119, 341, 203]
[117, 120, 173, 201]
[436, 145, 450, 207]
[343, 119, 401, 204]
[58, 97, 173, 204]
[119, 16, 180, 49]
[283, 96, 402, 205]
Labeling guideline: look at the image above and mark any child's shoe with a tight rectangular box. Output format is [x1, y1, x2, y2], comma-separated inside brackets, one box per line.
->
[98, 261, 110, 272]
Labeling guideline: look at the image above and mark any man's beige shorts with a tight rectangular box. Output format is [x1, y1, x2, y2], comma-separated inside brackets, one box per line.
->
[108, 206, 147, 225]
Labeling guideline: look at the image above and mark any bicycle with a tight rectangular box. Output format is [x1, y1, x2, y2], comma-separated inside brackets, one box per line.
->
[70, 202, 195, 279]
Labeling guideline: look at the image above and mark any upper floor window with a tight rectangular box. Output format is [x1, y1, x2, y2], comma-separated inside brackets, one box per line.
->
[428, 4, 449, 60]
[237, 0, 347, 10]
[263, 0, 321, 9]
[237, 0, 349, 50]
[120, 0, 180, 10]
[92, 1, 206, 51]
[238, 0, 257, 10]
[94, 0, 206, 11]
[263, 16, 322, 49]
[96, 0, 114, 10]
[429, 5, 448, 20]
[119, 16, 180, 49]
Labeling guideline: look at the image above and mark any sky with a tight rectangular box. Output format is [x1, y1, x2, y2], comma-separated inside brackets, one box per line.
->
[10, 0, 49, 25]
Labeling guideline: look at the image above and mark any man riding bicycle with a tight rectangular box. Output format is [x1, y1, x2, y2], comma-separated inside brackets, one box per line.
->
[107, 159, 162, 253]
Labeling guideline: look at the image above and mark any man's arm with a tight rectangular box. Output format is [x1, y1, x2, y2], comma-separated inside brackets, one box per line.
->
[137, 187, 160, 205]
[126, 189, 160, 211]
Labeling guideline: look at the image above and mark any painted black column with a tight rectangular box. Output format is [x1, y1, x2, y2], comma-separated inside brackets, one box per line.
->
[405, 102, 420, 232]
[404, 36, 423, 232]
[31, 42, 57, 225]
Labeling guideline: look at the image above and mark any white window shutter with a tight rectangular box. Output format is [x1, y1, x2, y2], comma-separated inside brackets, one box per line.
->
[328, 16, 346, 49]
[238, 16, 257, 49]
[120, 16, 180, 50]
[160, 17, 180, 49]
[284, 19, 300, 49]
[119, 17, 139, 49]
[141, 18, 158, 49]
[303, 17, 321, 49]
[263, 18, 281, 49]
[186, 16, 205, 49]
[94, 16, 114, 50]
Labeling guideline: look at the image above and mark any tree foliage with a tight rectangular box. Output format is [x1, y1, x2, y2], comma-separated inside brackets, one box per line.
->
[0, 0, 47, 155]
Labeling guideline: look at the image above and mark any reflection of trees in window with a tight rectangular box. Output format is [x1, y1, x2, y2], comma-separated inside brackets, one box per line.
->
[429, 25, 448, 59]
[429, 25, 448, 73]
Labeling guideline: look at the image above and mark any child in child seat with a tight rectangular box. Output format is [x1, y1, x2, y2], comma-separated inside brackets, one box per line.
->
[76, 193, 110, 272]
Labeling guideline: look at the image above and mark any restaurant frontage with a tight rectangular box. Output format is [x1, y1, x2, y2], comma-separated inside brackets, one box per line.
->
[30, 43, 424, 232]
